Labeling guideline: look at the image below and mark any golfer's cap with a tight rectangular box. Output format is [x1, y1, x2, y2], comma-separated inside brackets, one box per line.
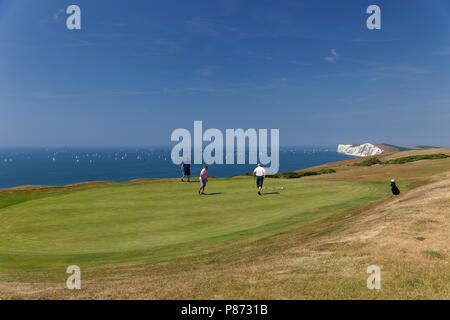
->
[391, 179, 395, 182]
[257, 163, 261, 167]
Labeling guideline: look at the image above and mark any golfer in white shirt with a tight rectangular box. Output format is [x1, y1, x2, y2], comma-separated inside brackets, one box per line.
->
[253, 164, 266, 195]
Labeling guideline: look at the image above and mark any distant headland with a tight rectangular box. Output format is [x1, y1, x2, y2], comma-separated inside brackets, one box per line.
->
[337, 143, 439, 157]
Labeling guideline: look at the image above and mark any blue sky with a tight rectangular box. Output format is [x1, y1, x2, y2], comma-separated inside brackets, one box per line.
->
[0, 0, 449, 147]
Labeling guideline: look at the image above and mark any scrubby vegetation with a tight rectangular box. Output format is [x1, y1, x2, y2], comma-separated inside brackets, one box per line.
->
[384, 153, 449, 164]
[354, 153, 449, 167]
[353, 157, 383, 167]
[268, 168, 336, 179]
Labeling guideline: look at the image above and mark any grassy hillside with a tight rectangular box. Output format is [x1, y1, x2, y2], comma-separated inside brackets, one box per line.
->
[0, 149, 449, 299]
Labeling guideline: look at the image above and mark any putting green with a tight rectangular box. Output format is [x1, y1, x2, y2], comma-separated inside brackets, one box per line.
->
[0, 178, 388, 273]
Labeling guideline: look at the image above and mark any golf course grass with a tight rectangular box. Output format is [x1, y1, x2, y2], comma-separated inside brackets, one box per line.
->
[1, 149, 449, 299]
[0, 178, 389, 277]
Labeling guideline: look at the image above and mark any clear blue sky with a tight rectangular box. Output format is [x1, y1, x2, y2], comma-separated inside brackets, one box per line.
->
[1, 0, 449, 147]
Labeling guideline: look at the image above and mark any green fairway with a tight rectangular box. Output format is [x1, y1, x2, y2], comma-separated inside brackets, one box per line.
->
[0, 177, 389, 277]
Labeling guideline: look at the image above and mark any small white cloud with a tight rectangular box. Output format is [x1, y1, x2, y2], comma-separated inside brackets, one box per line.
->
[324, 48, 340, 63]
[52, 8, 65, 21]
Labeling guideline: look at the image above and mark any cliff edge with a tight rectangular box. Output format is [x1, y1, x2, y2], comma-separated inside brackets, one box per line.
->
[337, 143, 410, 157]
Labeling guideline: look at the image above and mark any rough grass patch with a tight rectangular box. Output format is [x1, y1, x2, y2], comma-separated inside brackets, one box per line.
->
[416, 219, 438, 225]
[353, 157, 383, 167]
[425, 250, 446, 260]
[403, 277, 425, 288]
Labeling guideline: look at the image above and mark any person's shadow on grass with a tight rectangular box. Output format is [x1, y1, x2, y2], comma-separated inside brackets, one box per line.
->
[261, 192, 280, 195]
[202, 193, 223, 196]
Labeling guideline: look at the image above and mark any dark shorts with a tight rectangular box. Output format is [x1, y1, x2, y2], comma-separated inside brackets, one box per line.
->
[256, 176, 264, 188]
[200, 178, 207, 187]
[183, 167, 191, 176]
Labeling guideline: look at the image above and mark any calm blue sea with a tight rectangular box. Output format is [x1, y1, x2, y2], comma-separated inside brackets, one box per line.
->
[0, 147, 353, 189]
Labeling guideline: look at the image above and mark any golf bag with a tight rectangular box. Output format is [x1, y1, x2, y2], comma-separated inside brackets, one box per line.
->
[391, 182, 400, 195]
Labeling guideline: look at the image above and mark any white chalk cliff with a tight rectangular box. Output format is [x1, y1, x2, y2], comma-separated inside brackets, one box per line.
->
[337, 143, 384, 157]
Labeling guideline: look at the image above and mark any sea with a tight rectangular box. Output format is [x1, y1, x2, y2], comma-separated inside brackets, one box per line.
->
[0, 147, 353, 189]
